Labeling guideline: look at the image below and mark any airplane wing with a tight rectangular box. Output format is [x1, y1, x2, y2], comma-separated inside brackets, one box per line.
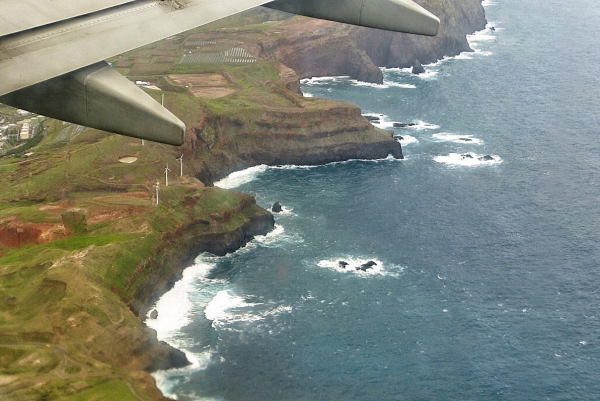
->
[0, 0, 439, 145]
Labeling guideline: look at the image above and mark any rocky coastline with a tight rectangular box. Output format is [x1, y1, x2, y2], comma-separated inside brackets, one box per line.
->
[131, 193, 275, 374]
[260, 0, 487, 83]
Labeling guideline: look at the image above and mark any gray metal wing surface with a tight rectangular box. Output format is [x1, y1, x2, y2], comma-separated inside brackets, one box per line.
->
[0, 0, 439, 145]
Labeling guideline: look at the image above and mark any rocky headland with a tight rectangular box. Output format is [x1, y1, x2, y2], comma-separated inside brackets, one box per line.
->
[186, 101, 402, 185]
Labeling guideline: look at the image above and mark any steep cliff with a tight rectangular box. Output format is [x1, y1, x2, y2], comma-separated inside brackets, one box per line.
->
[260, 0, 486, 83]
[184, 100, 402, 185]
[350, 0, 487, 68]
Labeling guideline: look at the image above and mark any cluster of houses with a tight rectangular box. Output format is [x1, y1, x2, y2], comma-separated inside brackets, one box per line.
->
[0, 110, 47, 152]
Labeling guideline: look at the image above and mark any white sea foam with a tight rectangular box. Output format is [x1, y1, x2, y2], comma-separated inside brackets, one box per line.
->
[315, 257, 403, 277]
[362, 112, 386, 120]
[301, 76, 350, 85]
[433, 152, 502, 166]
[214, 165, 268, 189]
[273, 205, 295, 216]
[146, 261, 217, 340]
[270, 154, 401, 170]
[253, 223, 304, 248]
[153, 349, 221, 400]
[353, 79, 416, 89]
[383, 66, 440, 80]
[362, 112, 394, 128]
[148, 259, 229, 398]
[432, 132, 483, 145]
[205, 290, 292, 332]
[407, 120, 440, 130]
[396, 135, 418, 146]
[301, 75, 415, 89]
[466, 24, 498, 56]
[363, 113, 438, 132]
[482, 0, 497, 6]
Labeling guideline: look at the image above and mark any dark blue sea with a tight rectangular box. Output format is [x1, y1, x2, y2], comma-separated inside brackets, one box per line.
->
[148, 1, 600, 399]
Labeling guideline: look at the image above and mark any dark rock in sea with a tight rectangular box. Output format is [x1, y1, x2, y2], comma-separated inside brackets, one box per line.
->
[479, 155, 495, 161]
[364, 115, 381, 122]
[458, 137, 473, 142]
[411, 59, 425, 75]
[150, 309, 158, 319]
[490, 26, 496, 32]
[461, 153, 474, 159]
[142, 327, 190, 371]
[396, 136, 404, 141]
[357, 260, 377, 271]
[339, 261, 349, 269]
[393, 122, 417, 128]
[272, 202, 282, 213]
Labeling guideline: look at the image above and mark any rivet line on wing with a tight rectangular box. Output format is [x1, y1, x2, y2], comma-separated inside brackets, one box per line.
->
[0, 2, 160, 51]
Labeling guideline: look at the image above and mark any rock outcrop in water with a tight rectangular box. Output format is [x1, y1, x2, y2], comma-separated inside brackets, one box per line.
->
[411, 59, 426, 74]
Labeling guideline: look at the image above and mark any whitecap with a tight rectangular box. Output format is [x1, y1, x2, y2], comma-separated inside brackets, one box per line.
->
[272, 205, 295, 216]
[302, 75, 415, 89]
[362, 112, 396, 129]
[271, 154, 401, 170]
[300, 76, 350, 85]
[433, 152, 502, 166]
[467, 24, 498, 56]
[384, 67, 439, 80]
[395, 135, 418, 146]
[352, 79, 416, 89]
[205, 290, 292, 332]
[152, 349, 221, 400]
[253, 223, 304, 248]
[406, 120, 440, 130]
[315, 257, 403, 277]
[146, 260, 218, 340]
[362, 112, 387, 125]
[432, 132, 483, 145]
[214, 165, 268, 189]
[482, 0, 497, 6]
[363, 113, 434, 131]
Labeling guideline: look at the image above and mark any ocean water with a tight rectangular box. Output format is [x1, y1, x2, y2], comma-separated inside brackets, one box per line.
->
[147, 1, 600, 400]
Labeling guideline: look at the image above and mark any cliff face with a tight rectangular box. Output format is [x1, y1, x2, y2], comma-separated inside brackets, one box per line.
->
[261, 20, 384, 83]
[260, 0, 486, 83]
[350, 0, 487, 67]
[185, 101, 402, 185]
[130, 198, 275, 317]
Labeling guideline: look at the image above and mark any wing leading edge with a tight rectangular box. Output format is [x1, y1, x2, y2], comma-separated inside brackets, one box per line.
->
[0, 0, 439, 146]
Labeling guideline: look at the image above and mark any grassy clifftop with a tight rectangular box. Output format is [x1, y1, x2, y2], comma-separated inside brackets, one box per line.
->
[0, 122, 275, 400]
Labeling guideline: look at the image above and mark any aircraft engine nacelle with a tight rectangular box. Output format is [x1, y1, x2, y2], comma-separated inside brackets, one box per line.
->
[265, 0, 440, 36]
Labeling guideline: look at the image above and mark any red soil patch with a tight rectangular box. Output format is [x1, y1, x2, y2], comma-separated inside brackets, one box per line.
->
[0, 217, 66, 248]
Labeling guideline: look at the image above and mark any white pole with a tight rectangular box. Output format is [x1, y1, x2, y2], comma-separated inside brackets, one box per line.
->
[178, 154, 183, 176]
[165, 163, 170, 186]
[154, 180, 160, 206]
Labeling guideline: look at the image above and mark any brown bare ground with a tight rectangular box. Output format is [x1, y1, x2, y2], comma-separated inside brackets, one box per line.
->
[0, 217, 65, 247]
[168, 74, 238, 98]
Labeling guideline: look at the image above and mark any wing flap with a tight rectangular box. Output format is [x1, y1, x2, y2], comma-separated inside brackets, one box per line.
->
[0, 62, 186, 145]
[266, 0, 439, 36]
